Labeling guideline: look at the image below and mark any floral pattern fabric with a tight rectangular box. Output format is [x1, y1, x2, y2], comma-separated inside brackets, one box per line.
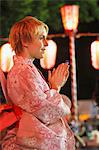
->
[1, 55, 75, 150]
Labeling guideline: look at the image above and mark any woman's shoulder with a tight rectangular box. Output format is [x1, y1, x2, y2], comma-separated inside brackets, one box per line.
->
[7, 62, 29, 79]
[7, 55, 36, 83]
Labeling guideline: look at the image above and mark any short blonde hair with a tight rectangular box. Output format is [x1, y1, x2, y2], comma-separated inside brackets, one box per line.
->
[9, 16, 48, 54]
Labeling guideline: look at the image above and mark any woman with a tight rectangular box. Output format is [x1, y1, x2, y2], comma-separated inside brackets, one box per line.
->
[1, 16, 75, 150]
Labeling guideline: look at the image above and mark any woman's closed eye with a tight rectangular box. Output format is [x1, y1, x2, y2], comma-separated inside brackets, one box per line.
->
[39, 35, 46, 40]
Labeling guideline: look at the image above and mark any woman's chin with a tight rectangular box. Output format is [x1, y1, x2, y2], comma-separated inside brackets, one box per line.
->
[40, 53, 44, 59]
[40, 55, 44, 59]
[36, 54, 44, 59]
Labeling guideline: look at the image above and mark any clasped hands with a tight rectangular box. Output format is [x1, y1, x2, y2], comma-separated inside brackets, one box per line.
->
[48, 63, 69, 92]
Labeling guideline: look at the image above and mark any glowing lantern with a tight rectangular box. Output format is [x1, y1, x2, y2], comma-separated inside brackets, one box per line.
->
[40, 40, 57, 69]
[79, 114, 90, 121]
[91, 40, 99, 70]
[0, 43, 15, 72]
[60, 5, 79, 31]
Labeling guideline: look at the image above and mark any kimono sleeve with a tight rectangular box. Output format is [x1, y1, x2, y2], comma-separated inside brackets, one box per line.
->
[7, 65, 69, 124]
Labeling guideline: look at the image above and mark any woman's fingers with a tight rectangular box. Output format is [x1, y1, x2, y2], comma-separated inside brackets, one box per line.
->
[65, 70, 69, 80]
[52, 68, 56, 76]
[61, 64, 68, 76]
[57, 63, 69, 78]
[53, 64, 69, 83]
[55, 63, 64, 76]
[63, 67, 69, 77]
[48, 63, 70, 89]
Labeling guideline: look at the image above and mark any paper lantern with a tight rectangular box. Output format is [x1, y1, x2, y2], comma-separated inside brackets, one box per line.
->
[60, 5, 79, 31]
[91, 40, 99, 70]
[79, 114, 90, 121]
[0, 43, 14, 72]
[40, 40, 57, 69]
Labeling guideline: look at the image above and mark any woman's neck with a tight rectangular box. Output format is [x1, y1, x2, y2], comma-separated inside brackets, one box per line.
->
[16, 51, 35, 61]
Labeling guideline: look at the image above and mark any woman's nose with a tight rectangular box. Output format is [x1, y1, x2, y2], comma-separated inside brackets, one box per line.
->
[44, 39, 48, 47]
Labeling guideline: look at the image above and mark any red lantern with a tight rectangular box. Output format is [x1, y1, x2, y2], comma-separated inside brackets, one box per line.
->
[40, 40, 57, 69]
[91, 40, 99, 70]
[0, 43, 15, 72]
[60, 5, 79, 31]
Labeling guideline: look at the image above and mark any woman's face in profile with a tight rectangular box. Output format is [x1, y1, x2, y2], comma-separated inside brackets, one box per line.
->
[27, 28, 48, 59]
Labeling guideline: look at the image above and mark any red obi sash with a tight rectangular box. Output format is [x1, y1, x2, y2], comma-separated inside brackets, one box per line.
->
[0, 104, 22, 131]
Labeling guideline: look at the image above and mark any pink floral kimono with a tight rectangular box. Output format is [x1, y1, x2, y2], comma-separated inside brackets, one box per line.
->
[1, 55, 75, 150]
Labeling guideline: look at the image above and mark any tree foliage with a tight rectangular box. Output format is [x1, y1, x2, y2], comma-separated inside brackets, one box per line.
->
[0, 0, 99, 37]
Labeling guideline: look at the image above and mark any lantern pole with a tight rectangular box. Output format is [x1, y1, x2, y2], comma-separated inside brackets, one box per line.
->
[69, 31, 78, 121]
[60, 5, 79, 121]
